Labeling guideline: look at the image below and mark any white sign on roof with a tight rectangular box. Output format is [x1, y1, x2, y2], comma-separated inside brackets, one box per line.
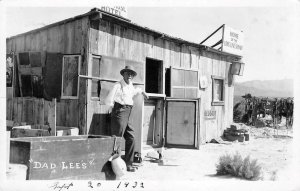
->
[100, 7, 128, 19]
[222, 25, 244, 56]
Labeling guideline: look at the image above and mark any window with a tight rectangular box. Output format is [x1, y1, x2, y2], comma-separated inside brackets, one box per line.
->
[212, 76, 225, 106]
[145, 58, 163, 94]
[91, 80, 101, 100]
[19, 53, 30, 66]
[168, 67, 199, 98]
[92, 56, 101, 77]
[61, 55, 81, 99]
[17, 52, 43, 98]
[18, 52, 42, 67]
[30, 52, 42, 67]
[89, 56, 101, 100]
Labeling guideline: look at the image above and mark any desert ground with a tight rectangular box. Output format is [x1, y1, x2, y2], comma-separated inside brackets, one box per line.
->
[122, 125, 296, 182]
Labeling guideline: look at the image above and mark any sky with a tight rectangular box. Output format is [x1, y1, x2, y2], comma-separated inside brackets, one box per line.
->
[2, 3, 300, 83]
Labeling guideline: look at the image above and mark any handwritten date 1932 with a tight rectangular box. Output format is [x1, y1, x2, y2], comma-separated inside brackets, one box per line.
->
[117, 181, 144, 189]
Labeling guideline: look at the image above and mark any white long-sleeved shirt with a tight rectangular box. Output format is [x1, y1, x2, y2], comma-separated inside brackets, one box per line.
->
[105, 79, 142, 106]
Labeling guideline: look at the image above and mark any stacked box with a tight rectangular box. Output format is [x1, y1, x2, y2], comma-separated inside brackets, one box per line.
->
[223, 124, 249, 142]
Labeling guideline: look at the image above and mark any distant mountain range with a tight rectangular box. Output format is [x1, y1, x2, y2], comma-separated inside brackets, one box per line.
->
[234, 79, 294, 98]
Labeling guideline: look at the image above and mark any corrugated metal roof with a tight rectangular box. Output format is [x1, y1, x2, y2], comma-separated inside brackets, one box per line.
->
[6, 8, 242, 58]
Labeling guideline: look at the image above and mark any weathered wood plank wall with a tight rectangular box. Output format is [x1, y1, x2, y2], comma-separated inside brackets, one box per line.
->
[6, 15, 236, 143]
[7, 98, 78, 130]
[6, 17, 89, 134]
[56, 100, 79, 127]
[6, 18, 88, 56]
[6, 98, 55, 131]
[89, 19, 235, 144]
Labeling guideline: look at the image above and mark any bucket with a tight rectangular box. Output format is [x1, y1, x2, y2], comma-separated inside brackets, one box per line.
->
[110, 154, 126, 178]
[6, 164, 28, 180]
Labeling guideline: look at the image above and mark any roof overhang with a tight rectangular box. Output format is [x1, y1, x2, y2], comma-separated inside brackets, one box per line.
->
[6, 8, 244, 61]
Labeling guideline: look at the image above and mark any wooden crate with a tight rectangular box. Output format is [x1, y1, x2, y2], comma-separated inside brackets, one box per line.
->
[10, 135, 122, 180]
[11, 128, 50, 138]
[56, 126, 79, 136]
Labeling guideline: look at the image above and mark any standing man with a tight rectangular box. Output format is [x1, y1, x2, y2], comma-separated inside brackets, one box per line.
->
[105, 66, 148, 172]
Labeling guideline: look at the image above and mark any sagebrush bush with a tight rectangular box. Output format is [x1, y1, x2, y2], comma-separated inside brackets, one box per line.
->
[216, 152, 262, 180]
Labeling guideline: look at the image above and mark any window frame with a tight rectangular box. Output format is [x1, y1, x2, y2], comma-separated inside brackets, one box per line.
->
[61, 55, 81, 99]
[90, 55, 102, 101]
[211, 75, 225, 106]
[91, 79, 101, 101]
[18, 51, 42, 67]
[145, 57, 164, 95]
[169, 67, 199, 99]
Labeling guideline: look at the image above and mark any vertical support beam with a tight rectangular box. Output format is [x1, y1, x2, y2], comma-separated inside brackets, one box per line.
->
[196, 98, 201, 149]
[47, 99, 56, 136]
[16, 54, 24, 97]
[77, 18, 89, 135]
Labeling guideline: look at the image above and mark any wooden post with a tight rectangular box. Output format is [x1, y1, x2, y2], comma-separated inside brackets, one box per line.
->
[47, 99, 56, 136]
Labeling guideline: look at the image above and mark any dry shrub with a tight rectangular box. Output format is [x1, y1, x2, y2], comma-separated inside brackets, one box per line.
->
[216, 152, 262, 180]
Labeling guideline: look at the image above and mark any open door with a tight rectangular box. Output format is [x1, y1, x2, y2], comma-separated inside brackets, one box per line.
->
[164, 67, 200, 148]
[142, 58, 165, 148]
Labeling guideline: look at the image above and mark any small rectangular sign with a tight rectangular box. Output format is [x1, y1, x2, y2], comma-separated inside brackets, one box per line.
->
[222, 25, 244, 56]
[204, 110, 216, 120]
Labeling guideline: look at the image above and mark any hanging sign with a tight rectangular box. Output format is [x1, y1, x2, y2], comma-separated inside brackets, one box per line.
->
[222, 25, 244, 56]
[200, 76, 208, 89]
[100, 7, 128, 19]
[204, 110, 216, 120]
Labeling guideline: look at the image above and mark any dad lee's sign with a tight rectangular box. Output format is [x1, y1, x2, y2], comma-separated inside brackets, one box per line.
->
[100, 6, 128, 19]
[222, 25, 244, 56]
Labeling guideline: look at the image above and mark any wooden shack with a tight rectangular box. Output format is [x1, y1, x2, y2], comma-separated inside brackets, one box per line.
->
[6, 8, 243, 154]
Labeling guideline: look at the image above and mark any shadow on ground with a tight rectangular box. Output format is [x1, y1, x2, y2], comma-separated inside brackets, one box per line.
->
[205, 174, 246, 181]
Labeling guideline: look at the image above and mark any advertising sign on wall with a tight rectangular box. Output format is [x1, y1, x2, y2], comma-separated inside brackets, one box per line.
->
[204, 110, 216, 120]
[222, 25, 244, 56]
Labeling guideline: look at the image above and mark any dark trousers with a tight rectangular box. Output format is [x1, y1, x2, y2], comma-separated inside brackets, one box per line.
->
[111, 102, 135, 166]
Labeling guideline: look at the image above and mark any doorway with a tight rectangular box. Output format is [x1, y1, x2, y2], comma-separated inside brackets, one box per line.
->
[145, 58, 163, 94]
[143, 58, 164, 147]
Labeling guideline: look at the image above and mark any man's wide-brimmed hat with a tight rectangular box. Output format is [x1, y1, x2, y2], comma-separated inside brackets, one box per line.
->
[120, 65, 137, 77]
